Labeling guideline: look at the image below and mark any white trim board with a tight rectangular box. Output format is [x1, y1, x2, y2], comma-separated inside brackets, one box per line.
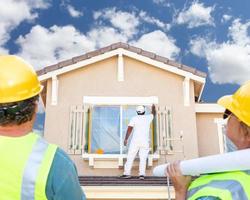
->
[83, 96, 159, 105]
[38, 48, 205, 84]
[195, 103, 224, 113]
[117, 53, 124, 81]
[39, 49, 121, 81]
[51, 75, 58, 105]
[214, 118, 226, 154]
[183, 77, 190, 106]
[82, 153, 160, 168]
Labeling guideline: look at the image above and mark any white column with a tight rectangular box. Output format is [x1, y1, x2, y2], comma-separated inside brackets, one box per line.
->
[118, 53, 124, 82]
[183, 77, 190, 106]
[214, 118, 226, 154]
[51, 75, 59, 106]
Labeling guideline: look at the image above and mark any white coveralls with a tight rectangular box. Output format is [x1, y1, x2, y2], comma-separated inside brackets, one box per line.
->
[124, 114, 154, 176]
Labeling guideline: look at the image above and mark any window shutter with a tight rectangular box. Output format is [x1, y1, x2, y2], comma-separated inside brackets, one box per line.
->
[156, 106, 173, 154]
[68, 105, 88, 155]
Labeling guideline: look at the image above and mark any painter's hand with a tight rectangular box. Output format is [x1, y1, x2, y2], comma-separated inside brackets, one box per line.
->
[166, 161, 191, 199]
[124, 139, 128, 146]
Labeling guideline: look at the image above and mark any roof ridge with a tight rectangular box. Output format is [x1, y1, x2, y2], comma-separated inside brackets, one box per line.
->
[37, 42, 206, 78]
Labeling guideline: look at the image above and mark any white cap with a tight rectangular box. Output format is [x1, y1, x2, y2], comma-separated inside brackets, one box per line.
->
[136, 105, 145, 114]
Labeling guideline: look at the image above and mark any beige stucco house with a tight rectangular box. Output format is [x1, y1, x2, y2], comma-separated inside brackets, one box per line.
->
[37, 42, 226, 199]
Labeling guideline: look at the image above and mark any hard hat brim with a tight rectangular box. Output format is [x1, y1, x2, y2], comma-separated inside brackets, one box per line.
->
[217, 81, 250, 126]
[217, 95, 239, 122]
[217, 95, 233, 111]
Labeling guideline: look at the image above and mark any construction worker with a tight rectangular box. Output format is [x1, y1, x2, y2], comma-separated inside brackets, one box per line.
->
[0, 55, 86, 200]
[167, 81, 250, 200]
[120, 104, 156, 180]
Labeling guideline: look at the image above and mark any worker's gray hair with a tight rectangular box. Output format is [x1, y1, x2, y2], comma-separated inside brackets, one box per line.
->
[0, 95, 39, 126]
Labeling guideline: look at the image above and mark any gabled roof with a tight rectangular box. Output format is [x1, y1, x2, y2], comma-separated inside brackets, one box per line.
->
[37, 42, 206, 100]
[37, 42, 206, 79]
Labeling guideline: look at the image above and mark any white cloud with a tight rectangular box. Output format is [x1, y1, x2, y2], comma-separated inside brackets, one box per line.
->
[15, 24, 129, 70]
[94, 8, 139, 38]
[16, 25, 95, 69]
[26, 0, 50, 9]
[190, 37, 212, 57]
[93, 8, 170, 37]
[222, 14, 232, 23]
[0, 47, 9, 54]
[228, 19, 250, 46]
[207, 44, 250, 84]
[13, 7, 179, 70]
[139, 11, 170, 31]
[152, 0, 165, 3]
[87, 27, 128, 48]
[16, 25, 180, 70]
[190, 19, 250, 84]
[132, 30, 180, 59]
[93, 11, 101, 20]
[66, 5, 83, 18]
[176, 1, 214, 28]
[0, 0, 50, 52]
[152, 0, 171, 7]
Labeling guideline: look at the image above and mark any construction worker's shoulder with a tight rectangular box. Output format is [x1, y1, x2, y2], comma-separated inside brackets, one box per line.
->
[46, 147, 85, 199]
[50, 147, 77, 171]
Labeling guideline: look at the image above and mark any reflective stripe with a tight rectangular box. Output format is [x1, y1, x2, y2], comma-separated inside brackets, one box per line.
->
[21, 137, 48, 200]
[188, 180, 248, 200]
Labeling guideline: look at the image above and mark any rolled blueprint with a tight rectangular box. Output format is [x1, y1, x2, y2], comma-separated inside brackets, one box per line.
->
[153, 148, 250, 176]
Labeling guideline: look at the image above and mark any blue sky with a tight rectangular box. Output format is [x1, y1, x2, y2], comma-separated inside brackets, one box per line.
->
[1, 0, 250, 103]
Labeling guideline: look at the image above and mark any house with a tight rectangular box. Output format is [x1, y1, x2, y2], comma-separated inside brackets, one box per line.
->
[37, 42, 225, 199]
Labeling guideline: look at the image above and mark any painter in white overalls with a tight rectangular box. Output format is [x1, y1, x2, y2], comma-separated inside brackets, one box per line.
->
[121, 105, 155, 179]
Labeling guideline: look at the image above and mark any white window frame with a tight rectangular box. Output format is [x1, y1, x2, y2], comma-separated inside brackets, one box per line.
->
[83, 96, 158, 105]
[82, 96, 159, 168]
[214, 118, 227, 154]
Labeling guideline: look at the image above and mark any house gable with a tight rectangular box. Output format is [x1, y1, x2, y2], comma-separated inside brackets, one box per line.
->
[37, 43, 206, 80]
[37, 42, 206, 102]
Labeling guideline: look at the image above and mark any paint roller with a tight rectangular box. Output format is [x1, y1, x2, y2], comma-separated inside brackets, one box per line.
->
[153, 148, 250, 176]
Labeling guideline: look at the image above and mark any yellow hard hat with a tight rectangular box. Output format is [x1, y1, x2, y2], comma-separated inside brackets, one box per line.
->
[217, 80, 250, 126]
[0, 55, 42, 103]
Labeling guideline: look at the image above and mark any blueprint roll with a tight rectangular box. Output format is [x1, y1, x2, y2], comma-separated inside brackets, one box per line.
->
[153, 149, 250, 176]
[153, 163, 169, 176]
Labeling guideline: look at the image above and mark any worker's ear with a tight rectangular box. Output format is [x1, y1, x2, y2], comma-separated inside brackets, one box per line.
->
[245, 131, 250, 142]
[240, 121, 250, 142]
[244, 134, 250, 148]
[35, 102, 38, 113]
[31, 103, 38, 121]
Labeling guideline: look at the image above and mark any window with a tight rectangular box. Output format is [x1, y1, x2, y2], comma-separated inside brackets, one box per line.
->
[90, 106, 120, 154]
[68, 96, 174, 168]
[89, 105, 154, 154]
[68, 98, 174, 157]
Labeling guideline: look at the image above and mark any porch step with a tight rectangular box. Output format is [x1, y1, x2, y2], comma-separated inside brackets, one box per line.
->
[79, 176, 172, 186]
